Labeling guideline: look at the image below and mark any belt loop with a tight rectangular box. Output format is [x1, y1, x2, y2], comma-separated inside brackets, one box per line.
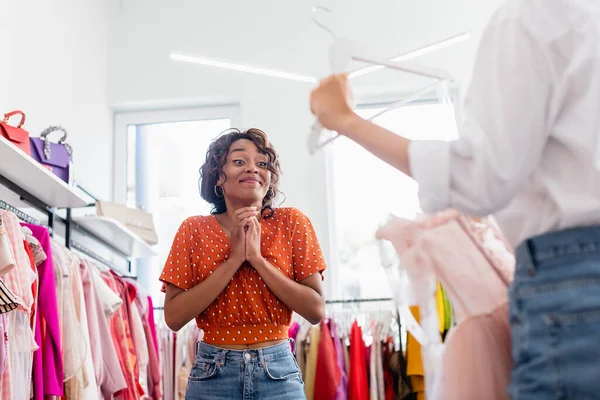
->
[196, 340, 200, 356]
[218, 349, 227, 367]
[258, 348, 266, 365]
[289, 338, 296, 356]
[524, 239, 537, 276]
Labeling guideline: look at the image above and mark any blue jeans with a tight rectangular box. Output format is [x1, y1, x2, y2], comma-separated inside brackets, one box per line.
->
[510, 226, 600, 399]
[185, 340, 305, 400]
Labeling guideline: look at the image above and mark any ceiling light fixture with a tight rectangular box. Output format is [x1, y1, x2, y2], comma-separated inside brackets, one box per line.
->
[349, 32, 471, 79]
[170, 31, 471, 83]
[169, 53, 317, 83]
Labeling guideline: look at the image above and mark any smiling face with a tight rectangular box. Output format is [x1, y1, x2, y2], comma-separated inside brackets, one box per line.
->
[218, 139, 271, 205]
[199, 128, 281, 215]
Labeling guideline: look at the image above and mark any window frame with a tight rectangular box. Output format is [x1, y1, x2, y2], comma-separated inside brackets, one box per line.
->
[325, 85, 461, 299]
[113, 105, 242, 203]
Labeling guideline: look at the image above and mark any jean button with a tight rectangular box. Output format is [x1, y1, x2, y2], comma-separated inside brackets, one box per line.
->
[244, 352, 251, 361]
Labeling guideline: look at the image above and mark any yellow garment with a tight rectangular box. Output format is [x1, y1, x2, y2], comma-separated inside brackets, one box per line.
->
[411, 376, 425, 393]
[406, 306, 424, 377]
[435, 282, 445, 333]
[304, 326, 320, 400]
[407, 306, 425, 398]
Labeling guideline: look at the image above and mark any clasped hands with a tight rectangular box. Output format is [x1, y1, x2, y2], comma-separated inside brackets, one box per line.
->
[229, 206, 263, 267]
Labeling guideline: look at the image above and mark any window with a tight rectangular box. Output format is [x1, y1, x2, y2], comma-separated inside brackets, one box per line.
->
[330, 101, 459, 300]
[115, 106, 240, 302]
[126, 118, 232, 300]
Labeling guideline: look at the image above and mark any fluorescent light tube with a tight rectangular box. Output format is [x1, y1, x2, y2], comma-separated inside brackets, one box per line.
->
[170, 31, 470, 83]
[170, 53, 317, 83]
[349, 32, 471, 79]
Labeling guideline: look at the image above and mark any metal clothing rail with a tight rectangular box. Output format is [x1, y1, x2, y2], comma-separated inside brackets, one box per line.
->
[0, 173, 60, 234]
[153, 298, 396, 310]
[0, 197, 133, 277]
[0, 199, 43, 227]
[70, 241, 135, 278]
[0, 173, 134, 276]
[325, 297, 394, 304]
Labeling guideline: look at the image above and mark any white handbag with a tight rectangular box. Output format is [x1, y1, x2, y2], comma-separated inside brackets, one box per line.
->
[96, 201, 158, 245]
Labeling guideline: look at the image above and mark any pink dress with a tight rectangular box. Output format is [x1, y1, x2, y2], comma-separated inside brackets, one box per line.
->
[377, 210, 514, 400]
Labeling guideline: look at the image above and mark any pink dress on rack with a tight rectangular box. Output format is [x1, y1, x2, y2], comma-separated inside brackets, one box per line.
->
[377, 210, 514, 400]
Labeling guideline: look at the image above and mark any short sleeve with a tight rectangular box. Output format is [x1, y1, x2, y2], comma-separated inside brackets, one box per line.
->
[289, 209, 327, 282]
[159, 219, 195, 292]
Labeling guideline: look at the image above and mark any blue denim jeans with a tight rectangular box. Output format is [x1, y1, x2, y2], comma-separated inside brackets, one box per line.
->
[185, 340, 305, 400]
[509, 226, 600, 399]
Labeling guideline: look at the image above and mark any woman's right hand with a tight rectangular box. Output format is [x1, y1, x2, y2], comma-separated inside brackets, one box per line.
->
[229, 207, 260, 264]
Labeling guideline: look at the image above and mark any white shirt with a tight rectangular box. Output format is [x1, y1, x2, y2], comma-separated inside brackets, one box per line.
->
[409, 0, 600, 248]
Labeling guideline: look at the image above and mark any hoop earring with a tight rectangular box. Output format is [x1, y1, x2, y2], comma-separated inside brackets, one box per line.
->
[214, 185, 224, 198]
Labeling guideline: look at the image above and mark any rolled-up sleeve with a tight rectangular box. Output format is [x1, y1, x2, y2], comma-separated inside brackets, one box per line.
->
[410, 1, 551, 216]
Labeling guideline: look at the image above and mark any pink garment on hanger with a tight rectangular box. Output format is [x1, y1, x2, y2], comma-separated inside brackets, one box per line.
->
[147, 297, 159, 354]
[0, 314, 6, 375]
[142, 305, 161, 400]
[146, 296, 162, 398]
[0, 216, 15, 277]
[0, 212, 37, 400]
[377, 210, 514, 400]
[80, 259, 127, 398]
[102, 272, 140, 400]
[22, 224, 64, 399]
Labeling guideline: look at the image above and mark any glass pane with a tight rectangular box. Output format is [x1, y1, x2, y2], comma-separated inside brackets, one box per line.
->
[126, 125, 137, 208]
[332, 102, 458, 300]
[127, 118, 232, 301]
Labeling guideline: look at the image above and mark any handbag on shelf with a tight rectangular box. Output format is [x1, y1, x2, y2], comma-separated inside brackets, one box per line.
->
[0, 110, 31, 155]
[30, 126, 73, 185]
[96, 201, 159, 245]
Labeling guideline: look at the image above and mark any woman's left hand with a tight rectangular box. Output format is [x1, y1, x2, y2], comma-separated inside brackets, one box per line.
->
[245, 217, 262, 264]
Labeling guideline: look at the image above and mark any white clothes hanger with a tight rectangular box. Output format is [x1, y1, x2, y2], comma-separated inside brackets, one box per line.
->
[308, 6, 457, 155]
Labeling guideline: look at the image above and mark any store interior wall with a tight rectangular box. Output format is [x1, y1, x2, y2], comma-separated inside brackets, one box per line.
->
[0, 0, 503, 295]
[0, 0, 114, 199]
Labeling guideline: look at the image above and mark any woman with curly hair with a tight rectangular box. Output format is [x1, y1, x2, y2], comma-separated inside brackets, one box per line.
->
[159, 128, 326, 399]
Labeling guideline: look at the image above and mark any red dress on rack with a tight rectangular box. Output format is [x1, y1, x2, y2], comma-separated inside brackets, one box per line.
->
[349, 321, 369, 400]
[314, 320, 341, 400]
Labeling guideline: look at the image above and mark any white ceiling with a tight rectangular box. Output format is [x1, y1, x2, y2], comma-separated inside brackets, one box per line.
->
[108, 0, 503, 106]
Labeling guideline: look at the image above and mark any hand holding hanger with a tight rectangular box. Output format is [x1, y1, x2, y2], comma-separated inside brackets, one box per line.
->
[309, 73, 355, 133]
[307, 5, 459, 161]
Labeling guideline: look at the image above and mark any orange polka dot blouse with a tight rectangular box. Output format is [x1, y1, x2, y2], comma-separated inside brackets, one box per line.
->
[159, 207, 327, 345]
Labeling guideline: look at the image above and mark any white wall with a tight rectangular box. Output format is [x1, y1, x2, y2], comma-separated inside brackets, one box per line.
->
[0, 0, 113, 199]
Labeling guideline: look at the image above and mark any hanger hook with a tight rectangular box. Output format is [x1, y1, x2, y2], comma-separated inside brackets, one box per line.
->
[312, 5, 335, 40]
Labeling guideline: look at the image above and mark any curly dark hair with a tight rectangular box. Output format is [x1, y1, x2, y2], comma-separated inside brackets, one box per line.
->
[199, 128, 282, 215]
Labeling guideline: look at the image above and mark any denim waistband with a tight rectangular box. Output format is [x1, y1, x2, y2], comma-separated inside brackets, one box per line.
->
[195, 340, 294, 365]
[515, 225, 600, 277]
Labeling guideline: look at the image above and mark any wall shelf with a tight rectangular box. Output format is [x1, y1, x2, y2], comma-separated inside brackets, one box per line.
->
[72, 215, 156, 258]
[0, 136, 89, 208]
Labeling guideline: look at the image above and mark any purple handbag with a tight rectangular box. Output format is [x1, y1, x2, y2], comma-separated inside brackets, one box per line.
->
[30, 126, 73, 184]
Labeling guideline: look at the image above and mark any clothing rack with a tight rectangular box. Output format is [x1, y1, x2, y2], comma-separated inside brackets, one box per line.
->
[70, 241, 135, 279]
[153, 298, 396, 311]
[0, 199, 45, 228]
[0, 173, 60, 235]
[326, 297, 394, 305]
[0, 172, 135, 277]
